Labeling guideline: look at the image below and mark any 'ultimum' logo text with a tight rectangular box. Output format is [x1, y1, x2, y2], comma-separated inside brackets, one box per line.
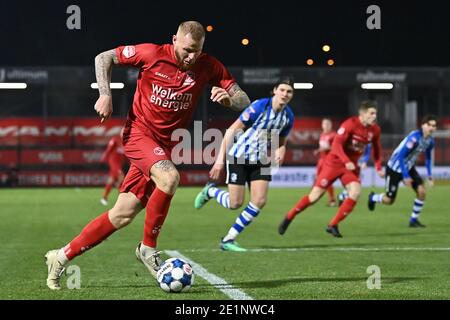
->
[150, 84, 192, 112]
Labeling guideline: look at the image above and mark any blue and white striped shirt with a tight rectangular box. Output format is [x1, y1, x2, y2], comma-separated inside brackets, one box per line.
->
[387, 129, 435, 178]
[227, 98, 294, 162]
[360, 144, 372, 165]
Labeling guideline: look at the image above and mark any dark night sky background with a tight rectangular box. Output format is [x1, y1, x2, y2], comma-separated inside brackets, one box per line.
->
[1, 0, 449, 67]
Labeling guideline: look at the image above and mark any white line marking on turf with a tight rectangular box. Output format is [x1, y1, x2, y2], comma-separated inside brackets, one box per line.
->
[173, 247, 450, 253]
[165, 250, 253, 300]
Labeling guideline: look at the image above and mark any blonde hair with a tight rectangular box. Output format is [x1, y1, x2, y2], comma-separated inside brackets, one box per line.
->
[177, 21, 205, 41]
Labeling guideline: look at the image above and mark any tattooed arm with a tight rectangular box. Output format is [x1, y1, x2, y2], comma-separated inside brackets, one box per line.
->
[210, 83, 250, 111]
[95, 49, 119, 95]
[228, 83, 251, 111]
[93, 49, 119, 122]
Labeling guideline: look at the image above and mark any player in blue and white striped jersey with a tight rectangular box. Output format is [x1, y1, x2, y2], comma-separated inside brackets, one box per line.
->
[367, 115, 437, 227]
[194, 78, 295, 251]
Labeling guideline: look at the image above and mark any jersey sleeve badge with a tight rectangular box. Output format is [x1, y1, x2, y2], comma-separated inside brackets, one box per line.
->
[122, 46, 136, 58]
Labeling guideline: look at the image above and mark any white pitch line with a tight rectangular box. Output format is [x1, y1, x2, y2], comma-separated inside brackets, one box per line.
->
[165, 250, 253, 300]
[171, 247, 450, 253]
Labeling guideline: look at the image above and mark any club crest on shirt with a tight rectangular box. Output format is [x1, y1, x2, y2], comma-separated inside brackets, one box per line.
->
[122, 46, 136, 58]
[337, 127, 345, 135]
[183, 71, 196, 86]
[153, 147, 166, 156]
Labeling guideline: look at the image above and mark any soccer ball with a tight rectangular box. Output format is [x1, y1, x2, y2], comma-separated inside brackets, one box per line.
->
[156, 257, 195, 293]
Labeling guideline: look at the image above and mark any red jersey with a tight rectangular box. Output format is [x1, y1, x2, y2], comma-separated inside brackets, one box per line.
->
[101, 135, 126, 165]
[116, 43, 236, 147]
[318, 131, 336, 160]
[326, 116, 382, 170]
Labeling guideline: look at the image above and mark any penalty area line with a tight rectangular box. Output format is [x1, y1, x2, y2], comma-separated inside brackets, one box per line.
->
[165, 250, 253, 300]
[175, 247, 450, 253]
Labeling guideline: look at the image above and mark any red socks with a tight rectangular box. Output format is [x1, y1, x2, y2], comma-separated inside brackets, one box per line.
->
[287, 196, 311, 220]
[62, 187, 173, 261]
[329, 198, 357, 226]
[64, 212, 116, 260]
[142, 188, 173, 248]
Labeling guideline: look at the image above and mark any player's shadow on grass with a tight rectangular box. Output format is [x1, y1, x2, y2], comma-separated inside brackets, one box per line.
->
[212, 276, 421, 289]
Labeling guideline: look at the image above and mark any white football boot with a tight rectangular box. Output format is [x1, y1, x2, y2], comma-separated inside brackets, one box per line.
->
[45, 250, 66, 290]
[135, 243, 162, 279]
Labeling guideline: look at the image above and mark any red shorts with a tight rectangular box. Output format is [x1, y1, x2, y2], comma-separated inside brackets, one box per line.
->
[119, 164, 156, 207]
[314, 163, 360, 189]
[119, 122, 171, 206]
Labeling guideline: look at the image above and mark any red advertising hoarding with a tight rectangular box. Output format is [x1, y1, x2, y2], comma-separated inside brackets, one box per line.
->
[20, 149, 104, 165]
[0, 118, 126, 146]
[11, 170, 210, 186]
[0, 150, 18, 165]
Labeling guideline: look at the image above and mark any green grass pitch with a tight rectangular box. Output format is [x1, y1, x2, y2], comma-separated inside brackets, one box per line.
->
[0, 186, 449, 299]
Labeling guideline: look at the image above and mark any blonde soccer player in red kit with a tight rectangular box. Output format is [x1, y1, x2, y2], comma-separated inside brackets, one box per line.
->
[278, 101, 384, 238]
[44, 21, 250, 290]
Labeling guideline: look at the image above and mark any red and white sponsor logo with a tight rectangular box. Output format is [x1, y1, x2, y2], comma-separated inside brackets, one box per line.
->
[82, 151, 103, 163]
[0, 118, 124, 146]
[152, 226, 161, 235]
[21, 149, 103, 165]
[183, 264, 192, 275]
[39, 151, 63, 163]
[153, 147, 166, 156]
[122, 46, 136, 58]
[16, 171, 108, 186]
[150, 83, 193, 111]
[178, 170, 210, 185]
[320, 178, 329, 187]
[155, 72, 170, 80]
[183, 71, 196, 86]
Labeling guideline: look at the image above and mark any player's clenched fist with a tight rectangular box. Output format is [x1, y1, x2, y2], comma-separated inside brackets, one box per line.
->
[94, 95, 113, 123]
[210, 86, 232, 107]
[209, 162, 225, 182]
